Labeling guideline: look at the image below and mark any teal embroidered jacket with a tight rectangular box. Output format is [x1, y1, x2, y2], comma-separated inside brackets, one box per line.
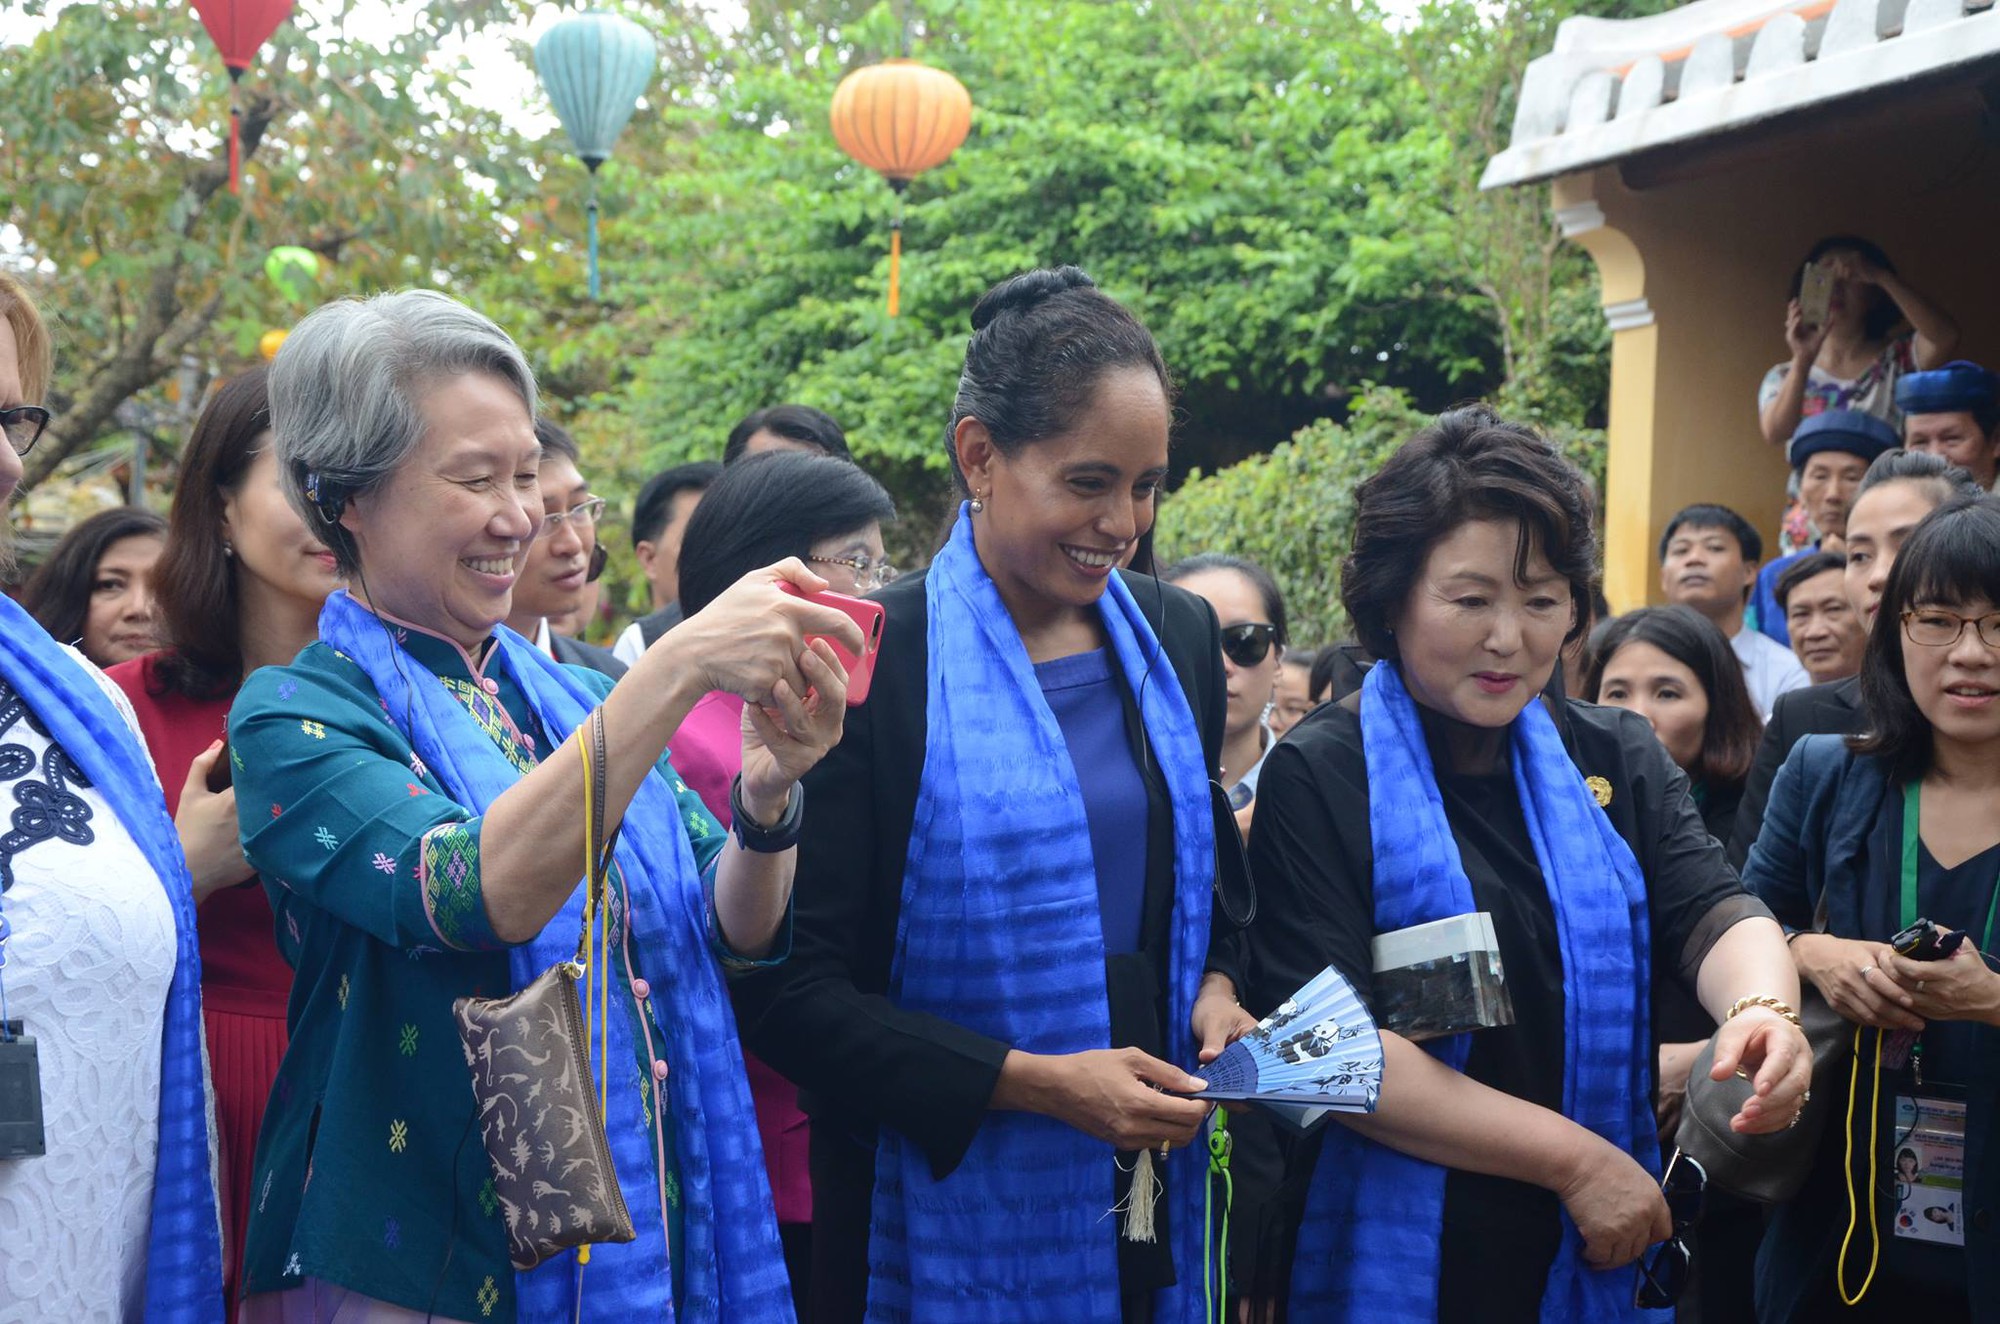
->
[229, 630, 753, 1321]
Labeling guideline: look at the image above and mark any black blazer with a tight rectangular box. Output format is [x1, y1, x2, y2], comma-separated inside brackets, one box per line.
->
[549, 630, 627, 679]
[1726, 676, 1861, 869]
[732, 568, 1238, 1178]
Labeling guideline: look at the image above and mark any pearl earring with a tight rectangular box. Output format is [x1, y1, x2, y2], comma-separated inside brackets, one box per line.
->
[970, 493, 985, 514]
[222, 542, 234, 558]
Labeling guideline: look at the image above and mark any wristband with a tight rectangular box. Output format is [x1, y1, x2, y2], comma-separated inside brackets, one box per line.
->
[730, 774, 804, 854]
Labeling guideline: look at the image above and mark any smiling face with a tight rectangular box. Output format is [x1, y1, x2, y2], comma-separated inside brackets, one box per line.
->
[342, 372, 540, 650]
[81, 532, 164, 666]
[1845, 480, 1943, 630]
[1660, 523, 1755, 624]
[1800, 451, 1869, 541]
[509, 455, 594, 627]
[1595, 639, 1709, 773]
[1904, 411, 1999, 490]
[957, 366, 1170, 622]
[1393, 518, 1574, 729]
[1903, 594, 2000, 751]
[223, 440, 341, 615]
[1175, 566, 1283, 741]
[1785, 566, 1865, 684]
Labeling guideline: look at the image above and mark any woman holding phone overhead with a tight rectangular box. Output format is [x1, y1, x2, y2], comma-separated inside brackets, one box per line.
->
[735, 267, 1256, 1324]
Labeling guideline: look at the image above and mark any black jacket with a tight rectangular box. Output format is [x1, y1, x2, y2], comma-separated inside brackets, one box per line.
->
[734, 568, 1241, 1173]
[1727, 676, 1861, 869]
[549, 630, 627, 680]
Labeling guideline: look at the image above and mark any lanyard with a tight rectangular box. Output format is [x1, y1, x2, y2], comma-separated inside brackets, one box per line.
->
[1900, 780, 2000, 950]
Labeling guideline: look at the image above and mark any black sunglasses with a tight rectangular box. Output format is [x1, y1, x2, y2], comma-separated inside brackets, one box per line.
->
[0, 406, 50, 458]
[1636, 1150, 1707, 1309]
[1220, 622, 1279, 669]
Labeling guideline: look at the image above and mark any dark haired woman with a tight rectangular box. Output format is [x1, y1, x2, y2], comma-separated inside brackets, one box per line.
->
[1244, 406, 1811, 1322]
[669, 448, 897, 1314]
[1583, 604, 1767, 1319]
[22, 504, 168, 666]
[1758, 237, 1957, 552]
[105, 365, 340, 1320]
[1746, 495, 2000, 1321]
[1164, 553, 1288, 830]
[736, 267, 1253, 1323]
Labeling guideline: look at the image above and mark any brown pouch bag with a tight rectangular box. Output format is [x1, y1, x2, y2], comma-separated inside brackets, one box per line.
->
[452, 707, 636, 1270]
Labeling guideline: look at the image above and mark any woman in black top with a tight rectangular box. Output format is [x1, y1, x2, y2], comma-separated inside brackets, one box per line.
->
[1745, 495, 2000, 1321]
[734, 268, 1254, 1324]
[1583, 603, 1767, 1319]
[1245, 407, 1811, 1322]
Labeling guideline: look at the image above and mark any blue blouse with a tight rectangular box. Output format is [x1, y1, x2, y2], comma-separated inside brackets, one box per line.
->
[1034, 648, 1150, 955]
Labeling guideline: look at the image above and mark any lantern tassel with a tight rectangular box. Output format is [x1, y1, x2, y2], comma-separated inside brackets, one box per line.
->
[227, 68, 244, 195]
[887, 183, 908, 318]
[587, 167, 602, 302]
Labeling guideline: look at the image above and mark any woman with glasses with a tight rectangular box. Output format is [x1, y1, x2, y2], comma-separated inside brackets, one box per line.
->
[1243, 406, 1809, 1323]
[656, 447, 894, 1315]
[103, 365, 340, 1321]
[1745, 494, 2000, 1321]
[1164, 554, 1289, 832]
[500, 417, 623, 677]
[735, 267, 1256, 1324]
[0, 274, 223, 1318]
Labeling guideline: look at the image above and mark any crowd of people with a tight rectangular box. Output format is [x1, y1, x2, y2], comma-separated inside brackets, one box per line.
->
[0, 231, 1991, 1324]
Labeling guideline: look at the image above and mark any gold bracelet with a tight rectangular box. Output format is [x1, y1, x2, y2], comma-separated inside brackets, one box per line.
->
[1726, 994, 1801, 1027]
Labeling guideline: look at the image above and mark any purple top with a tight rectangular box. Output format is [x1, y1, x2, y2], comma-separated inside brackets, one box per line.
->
[1034, 648, 1149, 955]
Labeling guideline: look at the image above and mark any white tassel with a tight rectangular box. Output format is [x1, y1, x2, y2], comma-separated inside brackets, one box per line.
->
[1123, 1147, 1160, 1243]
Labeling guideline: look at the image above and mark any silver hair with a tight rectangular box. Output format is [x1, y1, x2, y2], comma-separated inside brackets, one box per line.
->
[269, 289, 538, 575]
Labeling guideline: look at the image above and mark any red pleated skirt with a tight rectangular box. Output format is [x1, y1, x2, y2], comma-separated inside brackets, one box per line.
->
[204, 992, 289, 1322]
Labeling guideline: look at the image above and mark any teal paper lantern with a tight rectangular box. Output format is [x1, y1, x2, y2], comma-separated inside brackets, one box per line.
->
[535, 11, 658, 300]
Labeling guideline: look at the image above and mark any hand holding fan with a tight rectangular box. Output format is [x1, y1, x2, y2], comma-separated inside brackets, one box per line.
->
[1195, 965, 1382, 1127]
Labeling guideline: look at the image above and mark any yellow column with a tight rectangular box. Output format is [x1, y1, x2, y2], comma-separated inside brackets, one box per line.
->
[1552, 174, 1656, 612]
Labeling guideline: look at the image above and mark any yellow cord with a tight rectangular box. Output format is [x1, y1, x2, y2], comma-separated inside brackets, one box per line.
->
[576, 732, 599, 1270]
[1836, 1025, 1884, 1305]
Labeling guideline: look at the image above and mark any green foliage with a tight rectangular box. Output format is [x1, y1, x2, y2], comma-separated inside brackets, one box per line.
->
[1155, 387, 1424, 645]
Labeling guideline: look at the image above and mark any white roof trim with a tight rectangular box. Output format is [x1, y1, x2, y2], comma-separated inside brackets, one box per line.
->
[1481, 0, 1999, 190]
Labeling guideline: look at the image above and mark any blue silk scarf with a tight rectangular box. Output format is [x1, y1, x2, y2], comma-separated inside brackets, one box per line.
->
[0, 593, 223, 1322]
[1289, 660, 1663, 1322]
[318, 591, 792, 1323]
[864, 509, 1216, 1323]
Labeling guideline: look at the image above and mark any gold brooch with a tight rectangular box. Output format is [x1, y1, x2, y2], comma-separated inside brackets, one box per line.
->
[1585, 776, 1613, 808]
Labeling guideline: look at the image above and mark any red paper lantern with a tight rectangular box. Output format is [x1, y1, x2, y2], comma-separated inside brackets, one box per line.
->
[190, 0, 296, 193]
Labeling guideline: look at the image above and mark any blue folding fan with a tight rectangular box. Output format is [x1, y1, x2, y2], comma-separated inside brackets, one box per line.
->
[1198, 964, 1382, 1125]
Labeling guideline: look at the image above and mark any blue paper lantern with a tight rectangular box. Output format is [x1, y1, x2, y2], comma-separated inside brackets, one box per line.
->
[535, 11, 658, 300]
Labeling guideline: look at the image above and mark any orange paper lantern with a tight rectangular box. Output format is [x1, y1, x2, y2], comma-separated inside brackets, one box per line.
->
[259, 328, 287, 360]
[829, 59, 971, 316]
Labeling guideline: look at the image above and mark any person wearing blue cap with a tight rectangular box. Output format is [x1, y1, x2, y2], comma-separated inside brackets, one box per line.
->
[1898, 360, 2000, 491]
[1751, 409, 1900, 651]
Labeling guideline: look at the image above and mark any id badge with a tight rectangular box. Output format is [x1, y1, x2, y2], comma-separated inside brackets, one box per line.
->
[0, 1023, 45, 1159]
[1890, 1092, 1965, 1248]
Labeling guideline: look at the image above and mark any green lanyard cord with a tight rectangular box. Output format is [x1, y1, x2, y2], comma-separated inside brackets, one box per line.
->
[1205, 1115, 1233, 1324]
[1900, 780, 2000, 952]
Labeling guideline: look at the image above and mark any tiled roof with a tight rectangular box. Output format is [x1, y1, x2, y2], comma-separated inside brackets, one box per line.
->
[1481, 0, 1999, 189]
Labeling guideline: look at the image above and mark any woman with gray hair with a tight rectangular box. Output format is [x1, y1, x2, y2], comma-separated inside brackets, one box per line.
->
[229, 289, 860, 1323]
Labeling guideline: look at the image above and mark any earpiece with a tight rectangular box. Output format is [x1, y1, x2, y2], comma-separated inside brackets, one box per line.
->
[304, 468, 347, 522]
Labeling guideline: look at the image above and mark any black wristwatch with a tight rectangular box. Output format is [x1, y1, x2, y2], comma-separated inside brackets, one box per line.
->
[729, 774, 805, 853]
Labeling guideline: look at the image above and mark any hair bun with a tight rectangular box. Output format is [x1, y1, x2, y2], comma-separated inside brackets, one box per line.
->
[970, 266, 1097, 332]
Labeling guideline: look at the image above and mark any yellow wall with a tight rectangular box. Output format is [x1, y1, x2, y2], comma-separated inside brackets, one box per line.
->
[1557, 82, 2000, 609]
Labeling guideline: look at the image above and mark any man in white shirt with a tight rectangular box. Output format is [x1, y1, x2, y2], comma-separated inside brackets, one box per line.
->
[1659, 502, 1807, 717]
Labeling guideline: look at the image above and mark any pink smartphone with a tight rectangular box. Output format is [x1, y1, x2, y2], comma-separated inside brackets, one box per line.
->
[776, 581, 886, 706]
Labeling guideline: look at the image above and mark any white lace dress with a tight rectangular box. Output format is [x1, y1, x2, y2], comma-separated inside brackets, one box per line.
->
[0, 653, 178, 1323]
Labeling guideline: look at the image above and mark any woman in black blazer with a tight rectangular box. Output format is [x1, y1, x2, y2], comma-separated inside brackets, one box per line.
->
[733, 268, 1253, 1324]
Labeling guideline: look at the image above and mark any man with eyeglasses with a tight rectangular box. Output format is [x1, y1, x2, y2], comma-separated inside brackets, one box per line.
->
[503, 418, 625, 678]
